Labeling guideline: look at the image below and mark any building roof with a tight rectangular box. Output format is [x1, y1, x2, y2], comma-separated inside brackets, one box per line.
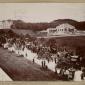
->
[56, 23, 75, 29]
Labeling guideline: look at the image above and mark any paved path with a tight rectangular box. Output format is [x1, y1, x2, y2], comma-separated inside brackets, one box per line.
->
[0, 47, 57, 81]
[0, 68, 12, 81]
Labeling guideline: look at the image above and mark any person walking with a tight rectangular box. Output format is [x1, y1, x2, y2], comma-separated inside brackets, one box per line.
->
[33, 58, 35, 64]
[41, 61, 44, 68]
[43, 60, 46, 68]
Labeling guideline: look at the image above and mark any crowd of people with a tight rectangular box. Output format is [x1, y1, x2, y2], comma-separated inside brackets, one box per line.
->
[0, 30, 85, 81]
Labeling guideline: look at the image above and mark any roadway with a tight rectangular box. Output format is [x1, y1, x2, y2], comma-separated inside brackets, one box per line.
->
[0, 47, 57, 81]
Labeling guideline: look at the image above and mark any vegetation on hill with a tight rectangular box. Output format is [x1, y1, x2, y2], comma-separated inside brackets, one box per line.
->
[11, 19, 85, 31]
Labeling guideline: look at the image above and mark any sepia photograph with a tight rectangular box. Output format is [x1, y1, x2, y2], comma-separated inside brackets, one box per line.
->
[0, 3, 85, 82]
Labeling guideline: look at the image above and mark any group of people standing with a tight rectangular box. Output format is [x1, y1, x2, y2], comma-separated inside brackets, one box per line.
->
[55, 66, 85, 81]
[0, 34, 85, 82]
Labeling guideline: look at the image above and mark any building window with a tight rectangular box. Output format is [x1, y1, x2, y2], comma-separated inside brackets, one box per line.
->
[65, 28, 67, 31]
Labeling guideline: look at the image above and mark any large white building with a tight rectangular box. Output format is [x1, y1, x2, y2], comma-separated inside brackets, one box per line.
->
[0, 20, 13, 29]
[47, 23, 77, 36]
[38, 23, 79, 37]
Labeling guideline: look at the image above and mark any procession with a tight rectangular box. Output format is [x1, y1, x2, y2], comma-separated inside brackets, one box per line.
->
[0, 3, 85, 82]
[0, 30, 85, 81]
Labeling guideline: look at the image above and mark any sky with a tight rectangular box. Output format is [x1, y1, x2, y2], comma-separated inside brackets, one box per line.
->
[0, 3, 85, 22]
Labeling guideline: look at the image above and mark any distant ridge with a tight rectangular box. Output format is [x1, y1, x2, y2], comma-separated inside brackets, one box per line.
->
[11, 19, 85, 31]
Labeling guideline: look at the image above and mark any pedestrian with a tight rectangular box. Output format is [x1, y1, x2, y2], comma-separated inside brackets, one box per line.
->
[55, 58, 57, 63]
[68, 67, 75, 80]
[73, 67, 83, 81]
[47, 59, 50, 63]
[33, 58, 35, 64]
[43, 60, 46, 67]
[45, 65, 48, 70]
[41, 61, 44, 68]
[60, 68, 65, 80]
[64, 68, 69, 81]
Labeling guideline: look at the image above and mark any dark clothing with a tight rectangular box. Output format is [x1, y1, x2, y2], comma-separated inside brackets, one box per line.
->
[42, 61, 44, 68]
[33, 59, 35, 64]
[43, 61, 46, 67]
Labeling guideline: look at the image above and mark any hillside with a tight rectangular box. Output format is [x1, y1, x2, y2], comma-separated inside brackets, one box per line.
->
[11, 19, 85, 31]
[12, 29, 37, 37]
[0, 29, 20, 38]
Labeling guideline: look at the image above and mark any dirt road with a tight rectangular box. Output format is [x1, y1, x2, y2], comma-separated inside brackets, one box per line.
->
[0, 47, 57, 81]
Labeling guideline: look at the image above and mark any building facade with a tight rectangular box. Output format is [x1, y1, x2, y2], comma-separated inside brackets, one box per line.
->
[47, 23, 77, 36]
[0, 20, 13, 29]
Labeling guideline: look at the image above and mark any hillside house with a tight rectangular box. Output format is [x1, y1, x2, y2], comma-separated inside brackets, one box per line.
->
[47, 23, 77, 36]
